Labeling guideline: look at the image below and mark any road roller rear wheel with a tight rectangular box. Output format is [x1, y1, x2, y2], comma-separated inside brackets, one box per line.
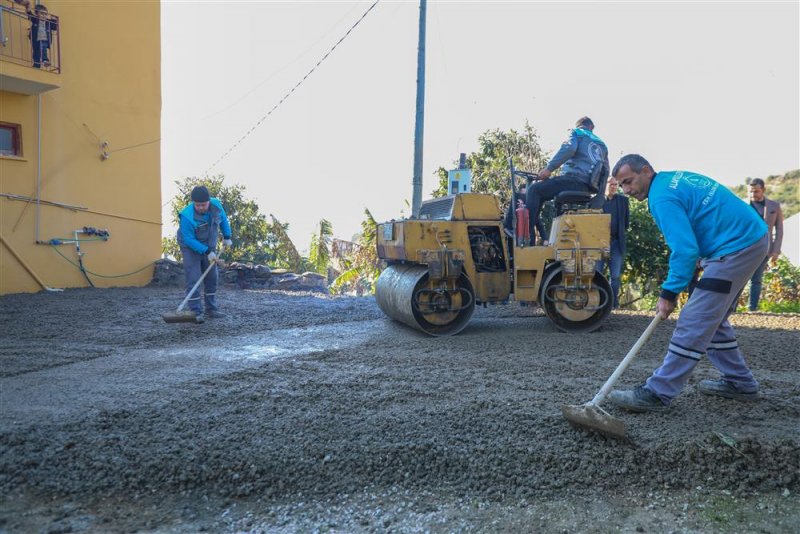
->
[375, 264, 476, 336]
[539, 265, 612, 333]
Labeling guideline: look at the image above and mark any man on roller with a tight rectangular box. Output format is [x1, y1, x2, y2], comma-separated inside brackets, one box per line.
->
[177, 185, 233, 323]
[527, 116, 609, 245]
[607, 154, 768, 412]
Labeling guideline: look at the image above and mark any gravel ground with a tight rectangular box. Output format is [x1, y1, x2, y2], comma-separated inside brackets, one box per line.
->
[1, 286, 798, 532]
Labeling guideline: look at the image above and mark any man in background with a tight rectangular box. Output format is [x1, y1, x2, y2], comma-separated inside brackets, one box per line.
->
[596, 177, 630, 309]
[746, 178, 783, 311]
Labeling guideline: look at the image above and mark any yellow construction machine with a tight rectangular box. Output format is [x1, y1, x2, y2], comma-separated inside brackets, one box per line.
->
[375, 163, 613, 336]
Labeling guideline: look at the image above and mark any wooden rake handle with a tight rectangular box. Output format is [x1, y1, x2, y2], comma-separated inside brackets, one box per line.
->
[591, 315, 662, 406]
[175, 246, 225, 313]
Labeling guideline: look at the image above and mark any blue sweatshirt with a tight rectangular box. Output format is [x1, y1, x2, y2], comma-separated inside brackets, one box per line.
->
[177, 197, 232, 255]
[648, 171, 767, 300]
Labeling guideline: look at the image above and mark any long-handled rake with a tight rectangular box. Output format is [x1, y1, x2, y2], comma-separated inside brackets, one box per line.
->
[162, 257, 220, 324]
[562, 315, 662, 440]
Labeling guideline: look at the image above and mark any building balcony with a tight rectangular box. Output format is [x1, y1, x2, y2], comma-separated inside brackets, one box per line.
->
[0, 0, 60, 95]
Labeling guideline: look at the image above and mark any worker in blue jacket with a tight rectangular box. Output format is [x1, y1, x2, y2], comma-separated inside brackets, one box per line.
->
[527, 116, 609, 244]
[607, 154, 768, 412]
[177, 185, 233, 322]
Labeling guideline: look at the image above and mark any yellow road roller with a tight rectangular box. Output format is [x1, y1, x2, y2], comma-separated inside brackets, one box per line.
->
[375, 173, 613, 336]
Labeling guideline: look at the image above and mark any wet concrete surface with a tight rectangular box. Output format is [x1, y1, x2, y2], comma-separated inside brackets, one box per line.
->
[0, 286, 798, 532]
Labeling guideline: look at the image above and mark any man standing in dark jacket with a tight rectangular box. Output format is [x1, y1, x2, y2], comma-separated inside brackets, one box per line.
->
[596, 177, 630, 308]
[527, 116, 609, 245]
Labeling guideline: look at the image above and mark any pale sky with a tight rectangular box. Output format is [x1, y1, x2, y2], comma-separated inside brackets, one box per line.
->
[161, 0, 800, 251]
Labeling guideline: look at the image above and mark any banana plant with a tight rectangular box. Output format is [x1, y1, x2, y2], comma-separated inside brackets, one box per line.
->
[331, 208, 381, 295]
[269, 214, 303, 273]
[309, 219, 333, 275]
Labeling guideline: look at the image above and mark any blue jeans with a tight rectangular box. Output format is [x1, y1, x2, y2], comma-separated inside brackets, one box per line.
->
[32, 40, 50, 68]
[596, 240, 623, 308]
[748, 256, 769, 311]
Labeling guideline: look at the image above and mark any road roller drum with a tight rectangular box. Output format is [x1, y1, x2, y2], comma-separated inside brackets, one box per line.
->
[375, 263, 475, 336]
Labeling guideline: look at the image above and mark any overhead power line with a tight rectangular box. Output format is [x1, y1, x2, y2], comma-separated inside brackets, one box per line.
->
[203, 0, 381, 176]
[200, 2, 365, 122]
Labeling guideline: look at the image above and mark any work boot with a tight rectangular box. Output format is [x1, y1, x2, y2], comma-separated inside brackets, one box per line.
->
[194, 312, 205, 324]
[698, 379, 759, 401]
[607, 385, 668, 413]
[206, 310, 226, 319]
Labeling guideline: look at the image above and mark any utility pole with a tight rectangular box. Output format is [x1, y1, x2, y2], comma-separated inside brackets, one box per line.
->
[411, 0, 426, 218]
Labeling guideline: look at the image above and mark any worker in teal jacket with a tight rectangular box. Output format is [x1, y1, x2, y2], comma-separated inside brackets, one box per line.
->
[177, 186, 233, 322]
[607, 154, 768, 412]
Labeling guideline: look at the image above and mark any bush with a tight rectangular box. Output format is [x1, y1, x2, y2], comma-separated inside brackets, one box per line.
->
[617, 199, 669, 309]
[739, 256, 800, 312]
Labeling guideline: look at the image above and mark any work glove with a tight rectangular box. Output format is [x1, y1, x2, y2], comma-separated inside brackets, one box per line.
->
[207, 251, 217, 262]
[223, 238, 233, 248]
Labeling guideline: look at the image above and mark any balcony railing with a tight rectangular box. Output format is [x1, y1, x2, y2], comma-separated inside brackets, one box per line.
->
[0, 1, 60, 73]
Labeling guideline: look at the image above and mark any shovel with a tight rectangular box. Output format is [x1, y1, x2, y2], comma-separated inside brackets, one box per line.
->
[162, 252, 222, 324]
[562, 314, 662, 440]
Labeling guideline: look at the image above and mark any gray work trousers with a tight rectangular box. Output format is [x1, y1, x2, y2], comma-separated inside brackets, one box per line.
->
[180, 245, 219, 314]
[646, 234, 769, 404]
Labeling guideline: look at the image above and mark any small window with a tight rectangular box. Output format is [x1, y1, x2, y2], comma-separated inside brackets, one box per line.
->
[0, 122, 22, 157]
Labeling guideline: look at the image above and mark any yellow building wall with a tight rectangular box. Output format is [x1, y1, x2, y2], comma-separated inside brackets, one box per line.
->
[0, 1, 161, 294]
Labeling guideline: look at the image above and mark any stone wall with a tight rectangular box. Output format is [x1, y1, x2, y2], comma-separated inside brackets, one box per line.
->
[150, 259, 328, 293]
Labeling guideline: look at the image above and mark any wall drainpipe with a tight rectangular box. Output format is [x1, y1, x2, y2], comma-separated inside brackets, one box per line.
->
[2, 93, 63, 291]
[36, 93, 42, 243]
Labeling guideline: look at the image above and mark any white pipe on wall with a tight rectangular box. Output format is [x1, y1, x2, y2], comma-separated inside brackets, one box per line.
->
[36, 93, 42, 243]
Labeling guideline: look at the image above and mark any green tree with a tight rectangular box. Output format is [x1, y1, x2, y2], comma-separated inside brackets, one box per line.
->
[162, 175, 275, 263]
[623, 200, 669, 298]
[308, 219, 333, 275]
[431, 121, 548, 206]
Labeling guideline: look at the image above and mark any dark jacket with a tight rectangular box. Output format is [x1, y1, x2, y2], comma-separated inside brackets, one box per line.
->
[29, 12, 58, 44]
[545, 128, 609, 192]
[603, 193, 630, 253]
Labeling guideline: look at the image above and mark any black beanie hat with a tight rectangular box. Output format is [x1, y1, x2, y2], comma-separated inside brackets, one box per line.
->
[191, 186, 210, 203]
